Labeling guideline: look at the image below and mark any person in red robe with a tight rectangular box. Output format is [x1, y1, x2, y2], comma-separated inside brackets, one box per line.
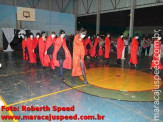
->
[52, 30, 71, 81]
[90, 35, 100, 59]
[44, 31, 57, 69]
[150, 36, 163, 69]
[84, 36, 93, 56]
[104, 33, 111, 61]
[33, 33, 40, 64]
[129, 35, 139, 67]
[117, 33, 124, 64]
[39, 32, 50, 68]
[22, 35, 28, 61]
[72, 29, 89, 85]
[27, 33, 36, 64]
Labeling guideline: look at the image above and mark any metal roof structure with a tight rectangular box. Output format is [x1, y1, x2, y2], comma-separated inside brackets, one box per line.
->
[0, 0, 163, 16]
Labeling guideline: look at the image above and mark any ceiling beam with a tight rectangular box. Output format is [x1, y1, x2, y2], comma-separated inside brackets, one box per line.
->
[55, 0, 62, 12]
[63, 0, 71, 12]
[87, 0, 93, 14]
[81, 0, 87, 13]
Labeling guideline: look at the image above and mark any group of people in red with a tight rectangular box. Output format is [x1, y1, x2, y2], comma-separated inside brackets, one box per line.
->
[82, 33, 110, 61]
[83, 32, 162, 69]
[83, 33, 140, 67]
[22, 28, 163, 84]
[22, 29, 89, 85]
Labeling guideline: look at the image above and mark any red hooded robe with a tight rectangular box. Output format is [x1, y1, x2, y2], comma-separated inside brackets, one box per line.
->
[129, 38, 138, 64]
[72, 34, 86, 76]
[33, 37, 39, 49]
[45, 35, 57, 69]
[27, 38, 36, 63]
[52, 36, 71, 69]
[117, 37, 124, 59]
[104, 36, 111, 58]
[84, 38, 93, 55]
[90, 38, 100, 57]
[38, 37, 50, 67]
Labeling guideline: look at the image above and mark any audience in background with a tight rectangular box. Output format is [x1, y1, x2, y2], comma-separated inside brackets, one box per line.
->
[146, 37, 152, 56]
[141, 37, 148, 57]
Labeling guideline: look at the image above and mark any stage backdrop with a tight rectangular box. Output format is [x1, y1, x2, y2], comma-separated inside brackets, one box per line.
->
[0, 4, 75, 50]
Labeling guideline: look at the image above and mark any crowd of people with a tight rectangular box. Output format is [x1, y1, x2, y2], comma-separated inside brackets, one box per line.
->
[22, 29, 89, 85]
[21, 28, 163, 84]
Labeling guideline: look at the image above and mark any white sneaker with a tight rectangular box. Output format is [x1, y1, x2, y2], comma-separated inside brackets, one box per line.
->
[0, 63, 2, 68]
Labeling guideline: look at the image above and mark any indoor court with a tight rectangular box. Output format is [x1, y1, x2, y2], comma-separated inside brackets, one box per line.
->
[0, 0, 163, 122]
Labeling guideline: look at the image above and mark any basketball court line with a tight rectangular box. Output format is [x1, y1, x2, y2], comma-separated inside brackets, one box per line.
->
[0, 96, 18, 122]
[7, 84, 86, 107]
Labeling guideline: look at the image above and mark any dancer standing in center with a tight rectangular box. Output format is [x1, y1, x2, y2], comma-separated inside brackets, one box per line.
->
[72, 28, 89, 85]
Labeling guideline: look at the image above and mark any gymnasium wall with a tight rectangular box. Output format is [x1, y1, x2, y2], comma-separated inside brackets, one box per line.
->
[0, 4, 75, 50]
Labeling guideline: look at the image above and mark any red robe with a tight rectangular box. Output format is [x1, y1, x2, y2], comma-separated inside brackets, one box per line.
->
[27, 38, 36, 63]
[45, 35, 57, 69]
[72, 34, 86, 76]
[98, 46, 103, 56]
[33, 37, 39, 49]
[117, 37, 124, 59]
[90, 38, 100, 57]
[22, 39, 28, 60]
[84, 38, 93, 55]
[151, 39, 163, 69]
[52, 36, 71, 69]
[104, 37, 110, 58]
[38, 38, 50, 67]
[129, 38, 138, 64]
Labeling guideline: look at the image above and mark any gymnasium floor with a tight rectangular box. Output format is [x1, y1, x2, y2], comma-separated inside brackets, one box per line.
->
[0, 51, 163, 122]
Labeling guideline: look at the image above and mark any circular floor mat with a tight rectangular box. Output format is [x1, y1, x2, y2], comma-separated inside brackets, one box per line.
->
[64, 67, 163, 102]
[79, 67, 163, 92]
